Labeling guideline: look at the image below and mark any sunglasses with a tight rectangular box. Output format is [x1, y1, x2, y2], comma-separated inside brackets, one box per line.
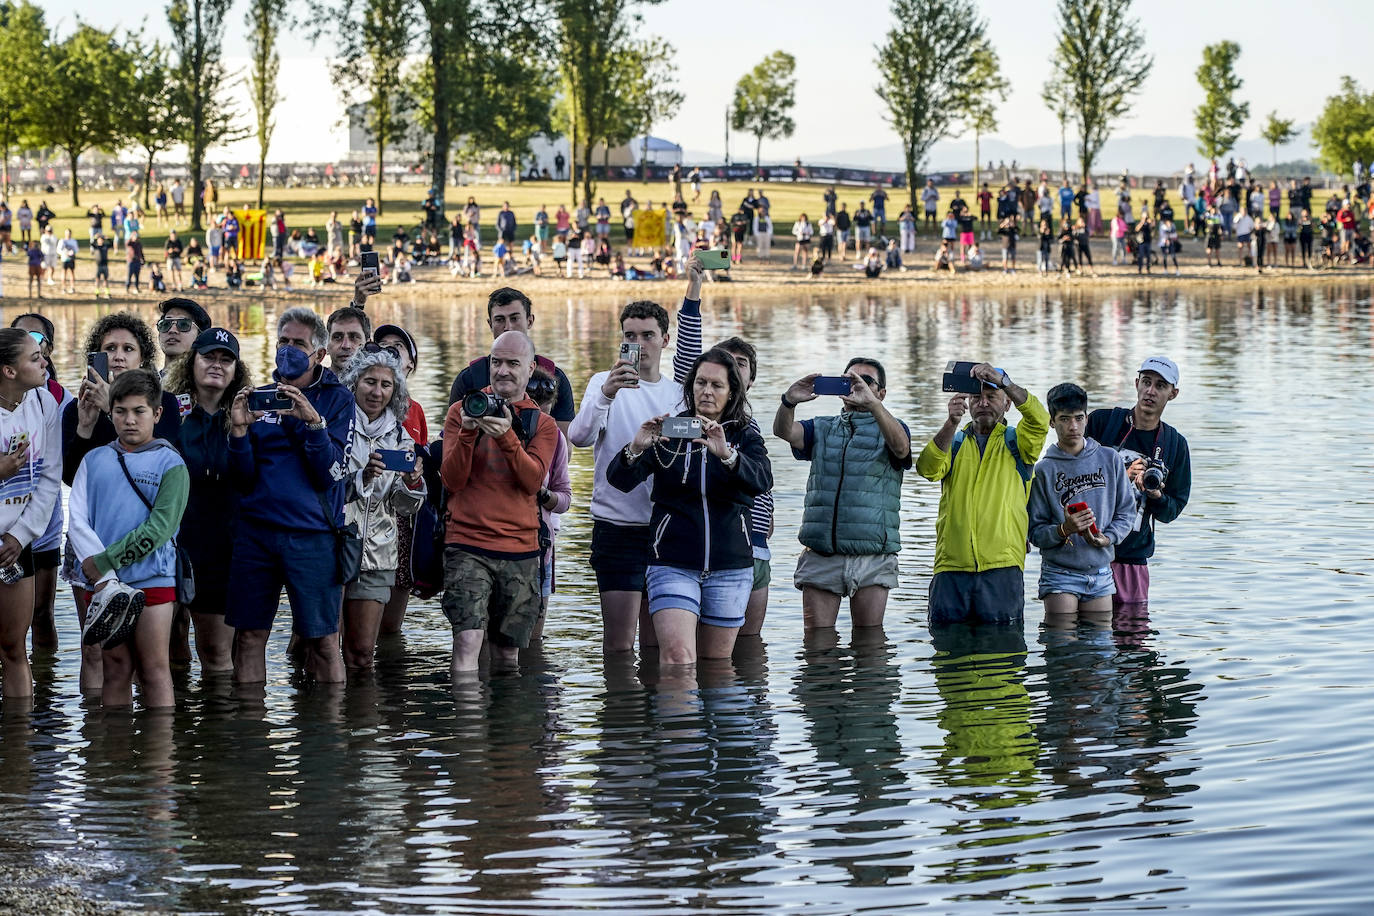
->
[527, 377, 557, 400]
[157, 317, 195, 333]
[26, 330, 50, 349]
[855, 375, 879, 389]
[362, 341, 400, 360]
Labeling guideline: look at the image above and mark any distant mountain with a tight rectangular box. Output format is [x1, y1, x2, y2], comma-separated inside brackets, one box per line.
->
[688, 130, 1318, 177]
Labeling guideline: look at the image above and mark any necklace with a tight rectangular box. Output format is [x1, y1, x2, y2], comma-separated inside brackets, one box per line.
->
[0, 388, 22, 411]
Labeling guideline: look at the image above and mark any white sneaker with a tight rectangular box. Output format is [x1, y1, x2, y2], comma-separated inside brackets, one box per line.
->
[82, 581, 145, 649]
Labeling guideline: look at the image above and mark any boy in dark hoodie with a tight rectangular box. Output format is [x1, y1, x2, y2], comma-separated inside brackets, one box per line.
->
[1027, 384, 1136, 626]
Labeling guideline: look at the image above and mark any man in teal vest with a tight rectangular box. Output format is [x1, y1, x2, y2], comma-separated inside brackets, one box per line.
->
[774, 357, 911, 632]
[916, 362, 1048, 626]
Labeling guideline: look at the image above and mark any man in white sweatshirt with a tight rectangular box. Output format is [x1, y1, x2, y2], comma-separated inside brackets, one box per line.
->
[568, 254, 705, 653]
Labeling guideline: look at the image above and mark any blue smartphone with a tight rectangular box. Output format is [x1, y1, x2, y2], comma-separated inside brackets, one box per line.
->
[377, 448, 417, 472]
[813, 376, 852, 396]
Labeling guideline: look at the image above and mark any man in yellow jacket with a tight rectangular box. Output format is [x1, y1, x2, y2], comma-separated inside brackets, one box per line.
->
[916, 362, 1048, 625]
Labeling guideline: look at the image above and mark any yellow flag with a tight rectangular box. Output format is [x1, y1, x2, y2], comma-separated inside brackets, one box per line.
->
[632, 208, 666, 250]
[235, 209, 268, 261]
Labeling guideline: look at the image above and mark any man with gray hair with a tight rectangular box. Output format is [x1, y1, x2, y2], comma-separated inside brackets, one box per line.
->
[225, 305, 356, 685]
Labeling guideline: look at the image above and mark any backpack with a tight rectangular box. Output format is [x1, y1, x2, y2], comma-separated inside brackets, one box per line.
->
[950, 425, 1032, 485]
[409, 407, 550, 600]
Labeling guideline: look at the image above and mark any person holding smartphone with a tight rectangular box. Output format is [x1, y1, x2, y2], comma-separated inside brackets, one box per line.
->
[774, 357, 911, 633]
[1027, 383, 1136, 627]
[338, 344, 425, 670]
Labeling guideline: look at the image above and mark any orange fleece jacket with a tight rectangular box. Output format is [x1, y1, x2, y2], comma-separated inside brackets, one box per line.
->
[440, 393, 557, 556]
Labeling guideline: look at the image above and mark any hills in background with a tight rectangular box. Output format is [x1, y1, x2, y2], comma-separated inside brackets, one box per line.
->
[686, 128, 1321, 177]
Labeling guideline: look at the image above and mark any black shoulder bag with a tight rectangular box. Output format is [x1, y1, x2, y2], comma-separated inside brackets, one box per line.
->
[317, 490, 363, 586]
[115, 451, 196, 604]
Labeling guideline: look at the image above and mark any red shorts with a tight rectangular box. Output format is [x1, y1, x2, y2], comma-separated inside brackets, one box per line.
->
[1110, 562, 1149, 607]
[84, 586, 177, 606]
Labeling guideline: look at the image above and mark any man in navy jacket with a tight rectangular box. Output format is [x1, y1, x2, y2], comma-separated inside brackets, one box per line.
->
[226, 306, 355, 684]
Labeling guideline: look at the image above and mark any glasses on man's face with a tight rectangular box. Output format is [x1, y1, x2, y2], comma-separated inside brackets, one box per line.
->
[362, 341, 400, 360]
[157, 317, 194, 333]
[856, 375, 879, 389]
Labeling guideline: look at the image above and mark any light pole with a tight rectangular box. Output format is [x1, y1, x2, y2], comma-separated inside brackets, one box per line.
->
[724, 106, 730, 167]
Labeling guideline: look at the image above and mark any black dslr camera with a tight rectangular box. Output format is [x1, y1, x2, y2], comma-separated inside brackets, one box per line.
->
[462, 390, 508, 419]
[1141, 458, 1167, 492]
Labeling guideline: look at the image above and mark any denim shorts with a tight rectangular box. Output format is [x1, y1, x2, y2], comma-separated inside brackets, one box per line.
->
[1037, 563, 1115, 601]
[646, 565, 752, 629]
[225, 524, 342, 639]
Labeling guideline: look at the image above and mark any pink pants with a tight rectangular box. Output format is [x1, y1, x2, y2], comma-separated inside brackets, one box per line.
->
[1111, 561, 1149, 607]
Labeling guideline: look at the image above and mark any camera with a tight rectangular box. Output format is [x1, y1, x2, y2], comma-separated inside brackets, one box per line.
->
[1142, 459, 1167, 492]
[462, 390, 508, 419]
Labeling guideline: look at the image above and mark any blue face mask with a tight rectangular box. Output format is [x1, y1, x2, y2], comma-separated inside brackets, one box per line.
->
[275, 345, 311, 379]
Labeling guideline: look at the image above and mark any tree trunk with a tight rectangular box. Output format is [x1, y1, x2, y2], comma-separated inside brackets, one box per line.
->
[580, 136, 595, 209]
[755, 135, 762, 170]
[3, 137, 11, 199]
[973, 130, 981, 197]
[68, 148, 80, 206]
[257, 147, 267, 209]
[568, 119, 578, 210]
[144, 150, 155, 211]
[1059, 117, 1067, 181]
[427, 14, 450, 216]
[905, 144, 918, 211]
[376, 137, 385, 218]
[1272, 144, 1277, 169]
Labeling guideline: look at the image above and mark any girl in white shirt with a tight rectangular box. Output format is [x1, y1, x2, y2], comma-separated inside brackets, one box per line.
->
[791, 214, 813, 269]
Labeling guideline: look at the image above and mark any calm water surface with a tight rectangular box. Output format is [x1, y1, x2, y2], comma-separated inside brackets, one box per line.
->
[1, 283, 1371, 913]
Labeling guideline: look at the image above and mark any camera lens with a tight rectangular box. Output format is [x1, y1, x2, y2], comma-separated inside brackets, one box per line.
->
[462, 391, 493, 418]
[1143, 466, 1165, 491]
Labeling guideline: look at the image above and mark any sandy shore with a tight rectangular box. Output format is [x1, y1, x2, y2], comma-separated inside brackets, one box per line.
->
[1, 239, 1367, 310]
[0, 860, 165, 915]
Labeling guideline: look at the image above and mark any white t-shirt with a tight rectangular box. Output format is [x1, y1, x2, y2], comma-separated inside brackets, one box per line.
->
[171, 184, 185, 204]
[569, 372, 686, 526]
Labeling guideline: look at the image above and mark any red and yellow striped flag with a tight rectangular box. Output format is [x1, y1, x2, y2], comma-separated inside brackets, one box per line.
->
[235, 209, 267, 261]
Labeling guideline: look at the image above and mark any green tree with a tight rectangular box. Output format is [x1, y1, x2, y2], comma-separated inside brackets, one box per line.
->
[1047, 0, 1152, 182]
[1041, 78, 1070, 179]
[30, 24, 129, 205]
[603, 37, 682, 182]
[466, 37, 556, 181]
[874, 0, 997, 208]
[958, 44, 1009, 193]
[551, 0, 663, 206]
[1194, 41, 1248, 160]
[1310, 77, 1374, 178]
[168, 0, 248, 231]
[731, 51, 796, 169]
[0, 2, 46, 195]
[1259, 111, 1297, 168]
[246, 0, 288, 208]
[121, 33, 188, 211]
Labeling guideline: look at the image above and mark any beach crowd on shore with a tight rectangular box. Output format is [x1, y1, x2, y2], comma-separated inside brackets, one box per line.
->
[4, 155, 1371, 301]
[1, 244, 1194, 707]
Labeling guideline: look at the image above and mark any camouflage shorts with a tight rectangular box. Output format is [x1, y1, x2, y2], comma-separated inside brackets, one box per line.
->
[441, 546, 541, 648]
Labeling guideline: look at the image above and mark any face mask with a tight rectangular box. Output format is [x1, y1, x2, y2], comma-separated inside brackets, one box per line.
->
[276, 345, 311, 379]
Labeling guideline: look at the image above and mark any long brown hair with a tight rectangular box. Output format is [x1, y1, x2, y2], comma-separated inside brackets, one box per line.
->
[164, 350, 251, 424]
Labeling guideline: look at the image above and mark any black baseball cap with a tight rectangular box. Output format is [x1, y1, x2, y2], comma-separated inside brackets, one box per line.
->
[192, 327, 240, 359]
[373, 324, 417, 365]
[159, 297, 212, 331]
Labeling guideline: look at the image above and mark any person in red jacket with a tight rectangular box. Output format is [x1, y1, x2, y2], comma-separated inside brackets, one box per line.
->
[440, 331, 557, 675]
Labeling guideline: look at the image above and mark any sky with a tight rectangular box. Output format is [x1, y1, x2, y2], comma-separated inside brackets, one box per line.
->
[71, 0, 1363, 165]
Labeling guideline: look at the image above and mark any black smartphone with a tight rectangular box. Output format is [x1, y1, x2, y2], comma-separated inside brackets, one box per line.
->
[360, 250, 380, 277]
[942, 360, 984, 394]
[376, 448, 417, 472]
[247, 388, 294, 412]
[86, 352, 110, 382]
[812, 376, 852, 396]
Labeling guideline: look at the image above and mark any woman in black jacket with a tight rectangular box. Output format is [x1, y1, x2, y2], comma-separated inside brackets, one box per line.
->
[607, 349, 772, 665]
[164, 327, 250, 672]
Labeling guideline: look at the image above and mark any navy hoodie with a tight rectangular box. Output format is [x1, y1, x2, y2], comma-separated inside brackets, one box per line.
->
[1085, 407, 1192, 564]
[228, 366, 354, 531]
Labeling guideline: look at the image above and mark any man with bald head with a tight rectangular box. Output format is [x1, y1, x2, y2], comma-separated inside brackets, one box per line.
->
[440, 330, 558, 674]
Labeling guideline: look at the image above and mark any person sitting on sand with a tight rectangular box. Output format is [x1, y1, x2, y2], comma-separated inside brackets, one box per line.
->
[933, 238, 955, 273]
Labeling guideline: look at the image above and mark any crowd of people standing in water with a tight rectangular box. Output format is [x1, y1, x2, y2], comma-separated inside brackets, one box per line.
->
[0, 247, 1197, 708]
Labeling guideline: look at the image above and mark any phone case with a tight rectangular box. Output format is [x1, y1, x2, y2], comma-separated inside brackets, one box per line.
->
[813, 377, 852, 396]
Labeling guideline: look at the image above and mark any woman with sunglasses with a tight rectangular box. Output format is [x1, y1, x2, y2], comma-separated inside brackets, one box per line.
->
[164, 327, 250, 673]
[8, 314, 68, 652]
[0, 327, 64, 699]
[606, 349, 772, 666]
[371, 325, 427, 637]
[338, 344, 425, 669]
[63, 313, 182, 694]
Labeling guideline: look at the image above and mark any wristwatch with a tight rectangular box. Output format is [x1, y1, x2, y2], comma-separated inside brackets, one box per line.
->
[306, 418, 327, 431]
[780, 393, 797, 409]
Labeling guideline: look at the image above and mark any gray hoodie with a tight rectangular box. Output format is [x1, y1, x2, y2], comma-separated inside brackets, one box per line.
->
[1028, 437, 1135, 571]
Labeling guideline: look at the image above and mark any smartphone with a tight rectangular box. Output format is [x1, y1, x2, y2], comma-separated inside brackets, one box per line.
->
[87, 351, 110, 382]
[359, 250, 380, 277]
[696, 248, 731, 270]
[812, 376, 853, 396]
[247, 388, 294, 412]
[619, 342, 641, 387]
[941, 360, 984, 394]
[660, 417, 702, 439]
[1066, 501, 1100, 536]
[376, 448, 417, 472]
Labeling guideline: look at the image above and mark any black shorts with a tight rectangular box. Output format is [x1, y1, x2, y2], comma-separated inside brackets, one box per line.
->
[589, 520, 650, 593]
[33, 547, 60, 570]
[5, 546, 36, 581]
[928, 566, 1025, 626]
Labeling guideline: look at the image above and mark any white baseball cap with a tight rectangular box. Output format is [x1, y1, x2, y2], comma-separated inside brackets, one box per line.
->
[1138, 356, 1179, 386]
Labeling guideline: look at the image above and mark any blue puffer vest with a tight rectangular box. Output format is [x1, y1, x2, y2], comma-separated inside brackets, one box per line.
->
[799, 412, 903, 555]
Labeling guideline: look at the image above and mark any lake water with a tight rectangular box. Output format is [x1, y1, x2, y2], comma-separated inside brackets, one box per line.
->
[2, 282, 1372, 913]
